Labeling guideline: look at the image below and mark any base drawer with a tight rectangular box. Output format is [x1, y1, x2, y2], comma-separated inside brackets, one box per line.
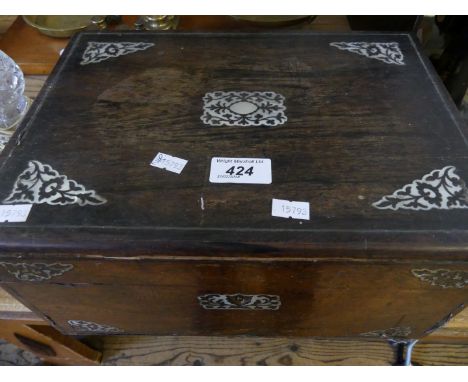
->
[4, 260, 466, 340]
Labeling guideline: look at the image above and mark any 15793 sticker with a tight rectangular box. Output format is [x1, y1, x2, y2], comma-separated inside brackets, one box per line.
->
[209, 157, 272, 184]
[0, 204, 33, 223]
[272, 199, 310, 220]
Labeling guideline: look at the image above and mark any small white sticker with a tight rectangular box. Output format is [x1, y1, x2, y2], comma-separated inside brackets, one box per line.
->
[0, 204, 33, 223]
[272, 199, 310, 220]
[150, 152, 188, 174]
[209, 157, 272, 184]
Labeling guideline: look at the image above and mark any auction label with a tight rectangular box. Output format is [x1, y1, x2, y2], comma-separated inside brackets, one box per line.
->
[272, 199, 310, 220]
[0, 204, 33, 223]
[209, 157, 272, 184]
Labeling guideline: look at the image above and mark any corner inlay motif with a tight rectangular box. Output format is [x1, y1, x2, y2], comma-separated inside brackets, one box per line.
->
[3, 160, 107, 206]
[330, 42, 405, 65]
[0, 262, 73, 281]
[372, 166, 468, 211]
[411, 269, 468, 289]
[80, 42, 154, 65]
[360, 326, 412, 340]
[67, 320, 123, 333]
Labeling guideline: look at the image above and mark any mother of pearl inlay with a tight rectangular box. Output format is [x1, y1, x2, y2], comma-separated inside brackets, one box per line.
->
[201, 91, 287, 127]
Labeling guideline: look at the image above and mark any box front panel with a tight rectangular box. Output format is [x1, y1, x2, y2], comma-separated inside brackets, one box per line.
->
[2, 259, 466, 338]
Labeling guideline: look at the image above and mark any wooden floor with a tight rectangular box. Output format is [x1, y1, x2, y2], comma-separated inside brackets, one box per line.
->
[79, 335, 467, 366]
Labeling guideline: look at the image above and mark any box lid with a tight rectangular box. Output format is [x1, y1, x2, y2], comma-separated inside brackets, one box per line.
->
[1, 31, 468, 257]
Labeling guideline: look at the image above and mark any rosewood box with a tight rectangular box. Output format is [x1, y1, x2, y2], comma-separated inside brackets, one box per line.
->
[0, 32, 467, 342]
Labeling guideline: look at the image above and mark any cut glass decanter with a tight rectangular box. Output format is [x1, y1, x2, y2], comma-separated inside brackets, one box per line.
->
[0, 50, 28, 131]
[0, 50, 29, 154]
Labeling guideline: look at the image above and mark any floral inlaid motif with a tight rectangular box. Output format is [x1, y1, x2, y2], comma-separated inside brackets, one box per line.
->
[3, 160, 106, 206]
[0, 262, 73, 281]
[330, 42, 405, 65]
[372, 166, 468, 211]
[412, 269, 468, 289]
[198, 293, 281, 310]
[80, 42, 154, 65]
[67, 320, 122, 333]
[201, 91, 287, 127]
[360, 326, 411, 339]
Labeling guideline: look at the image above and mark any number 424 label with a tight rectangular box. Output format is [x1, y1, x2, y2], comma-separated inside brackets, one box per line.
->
[209, 157, 272, 184]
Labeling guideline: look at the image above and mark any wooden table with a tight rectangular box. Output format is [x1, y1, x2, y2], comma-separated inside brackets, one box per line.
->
[0, 16, 351, 75]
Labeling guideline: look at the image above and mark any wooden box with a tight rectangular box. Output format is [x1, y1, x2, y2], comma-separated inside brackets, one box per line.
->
[0, 32, 467, 342]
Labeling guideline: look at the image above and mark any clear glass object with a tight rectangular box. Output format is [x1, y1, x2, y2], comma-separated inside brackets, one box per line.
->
[138, 16, 179, 30]
[0, 50, 29, 131]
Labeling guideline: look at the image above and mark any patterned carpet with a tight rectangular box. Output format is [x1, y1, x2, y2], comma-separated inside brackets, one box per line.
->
[0, 339, 42, 366]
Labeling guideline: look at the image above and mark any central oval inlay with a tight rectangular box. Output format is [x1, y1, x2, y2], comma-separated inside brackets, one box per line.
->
[229, 101, 258, 115]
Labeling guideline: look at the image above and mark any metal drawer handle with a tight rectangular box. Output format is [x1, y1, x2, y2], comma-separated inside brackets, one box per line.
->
[329, 41, 405, 65]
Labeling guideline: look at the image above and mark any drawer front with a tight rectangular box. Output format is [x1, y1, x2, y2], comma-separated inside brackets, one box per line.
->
[3, 260, 467, 339]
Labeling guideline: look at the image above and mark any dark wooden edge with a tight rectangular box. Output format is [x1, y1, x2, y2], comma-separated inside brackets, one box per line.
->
[3, 227, 468, 258]
[406, 33, 468, 145]
[77, 30, 413, 36]
[0, 30, 82, 169]
[0, 311, 41, 321]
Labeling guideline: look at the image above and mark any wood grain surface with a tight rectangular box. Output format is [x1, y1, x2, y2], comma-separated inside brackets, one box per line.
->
[1, 32, 468, 252]
[1, 259, 466, 338]
[24, 75, 48, 100]
[85, 335, 468, 365]
[0, 16, 16, 34]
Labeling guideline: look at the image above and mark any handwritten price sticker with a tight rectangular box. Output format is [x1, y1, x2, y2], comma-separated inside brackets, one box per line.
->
[0, 204, 33, 223]
[150, 152, 188, 174]
[272, 199, 310, 220]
